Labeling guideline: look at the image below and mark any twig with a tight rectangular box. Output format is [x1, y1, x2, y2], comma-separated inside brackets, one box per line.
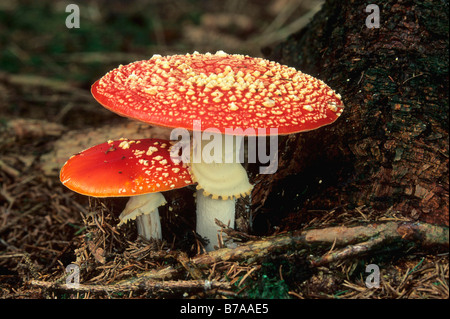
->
[0, 159, 20, 178]
[310, 236, 385, 266]
[215, 219, 259, 242]
[192, 222, 449, 267]
[29, 278, 231, 295]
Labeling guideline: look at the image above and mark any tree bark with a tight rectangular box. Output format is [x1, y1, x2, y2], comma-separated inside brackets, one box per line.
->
[249, 0, 449, 229]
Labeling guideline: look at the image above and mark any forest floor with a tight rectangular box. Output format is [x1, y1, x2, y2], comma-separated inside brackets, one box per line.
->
[0, 0, 448, 299]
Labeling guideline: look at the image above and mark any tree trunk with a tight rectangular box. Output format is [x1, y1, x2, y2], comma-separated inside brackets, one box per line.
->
[248, 0, 448, 231]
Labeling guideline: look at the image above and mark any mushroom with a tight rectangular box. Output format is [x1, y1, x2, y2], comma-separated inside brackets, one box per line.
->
[91, 51, 344, 250]
[60, 138, 193, 241]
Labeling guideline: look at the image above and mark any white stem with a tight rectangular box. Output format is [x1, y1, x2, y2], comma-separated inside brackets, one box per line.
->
[196, 189, 235, 251]
[118, 193, 166, 240]
[136, 211, 162, 240]
[190, 133, 252, 251]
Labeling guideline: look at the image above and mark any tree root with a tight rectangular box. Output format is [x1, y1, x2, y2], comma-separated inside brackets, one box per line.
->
[192, 221, 449, 266]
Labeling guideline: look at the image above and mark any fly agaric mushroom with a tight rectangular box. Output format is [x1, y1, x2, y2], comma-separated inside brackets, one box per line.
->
[91, 51, 344, 250]
[60, 138, 193, 241]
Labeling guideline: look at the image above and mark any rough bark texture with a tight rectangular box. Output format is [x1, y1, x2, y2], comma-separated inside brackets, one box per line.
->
[249, 0, 448, 229]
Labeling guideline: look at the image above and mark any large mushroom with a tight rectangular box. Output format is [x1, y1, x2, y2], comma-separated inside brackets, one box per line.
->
[91, 51, 344, 250]
[60, 138, 193, 241]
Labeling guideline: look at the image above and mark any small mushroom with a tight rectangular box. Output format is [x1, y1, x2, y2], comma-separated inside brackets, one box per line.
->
[60, 138, 193, 240]
[91, 51, 344, 250]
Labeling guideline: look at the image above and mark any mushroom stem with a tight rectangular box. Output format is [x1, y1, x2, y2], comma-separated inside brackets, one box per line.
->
[190, 133, 252, 251]
[118, 193, 167, 240]
[136, 211, 162, 241]
[196, 190, 235, 251]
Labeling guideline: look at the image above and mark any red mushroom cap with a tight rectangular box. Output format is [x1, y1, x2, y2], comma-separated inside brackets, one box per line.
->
[91, 51, 344, 136]
[60, 138, 193, 197]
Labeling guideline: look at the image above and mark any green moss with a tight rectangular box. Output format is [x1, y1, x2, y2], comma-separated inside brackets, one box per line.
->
[240, 274, 291, 299]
